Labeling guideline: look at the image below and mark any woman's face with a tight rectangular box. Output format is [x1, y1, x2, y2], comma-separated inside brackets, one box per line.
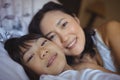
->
[40, 11, 85, 56]
[22, 38, 66, 75]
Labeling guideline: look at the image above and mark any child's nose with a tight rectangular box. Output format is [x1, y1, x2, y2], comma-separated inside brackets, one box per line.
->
[40, 48, 48, 59]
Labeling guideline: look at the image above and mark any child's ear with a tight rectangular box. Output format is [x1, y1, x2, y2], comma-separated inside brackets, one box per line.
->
[73, 14, 80, 24]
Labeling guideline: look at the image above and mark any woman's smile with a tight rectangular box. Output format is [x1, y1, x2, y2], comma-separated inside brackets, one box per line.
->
[66, 37, 77, 50]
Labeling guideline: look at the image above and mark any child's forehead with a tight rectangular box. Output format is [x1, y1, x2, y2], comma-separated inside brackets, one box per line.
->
[21, 38, 47, 56]
[29, 37, 47, 48]
[23, 37, 50, 51]
[20, 40, 36, 54]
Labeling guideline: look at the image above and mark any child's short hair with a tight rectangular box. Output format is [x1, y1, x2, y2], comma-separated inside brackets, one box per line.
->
[4, 33, 43, 80]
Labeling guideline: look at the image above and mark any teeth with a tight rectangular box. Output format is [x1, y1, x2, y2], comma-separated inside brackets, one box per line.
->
[67, 38, 76, 49]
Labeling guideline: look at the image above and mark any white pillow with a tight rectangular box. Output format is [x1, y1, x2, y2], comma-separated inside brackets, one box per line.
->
[0, 43, 29, 80]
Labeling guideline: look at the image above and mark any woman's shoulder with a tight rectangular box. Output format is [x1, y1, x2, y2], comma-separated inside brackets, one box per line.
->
[96, 20, 119, 31]
[95, 20, 120, 47]
[97, 20, 120, 33]
[101, 20, 120, 39]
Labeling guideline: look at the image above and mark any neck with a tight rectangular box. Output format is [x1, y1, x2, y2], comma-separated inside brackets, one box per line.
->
[94, 49, 103, 66]
[63, 64, 73, 72]
[84, 50, 103, 66]
[74, 51, 103, 66]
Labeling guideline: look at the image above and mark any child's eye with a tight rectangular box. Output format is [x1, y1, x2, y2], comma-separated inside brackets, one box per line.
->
[27, 54, 34, 63]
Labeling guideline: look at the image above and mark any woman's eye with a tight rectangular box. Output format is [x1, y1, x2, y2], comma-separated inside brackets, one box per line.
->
[27, 54, 34, 63]
[49, 35, 55, 40]
[62, 22, 68, 27]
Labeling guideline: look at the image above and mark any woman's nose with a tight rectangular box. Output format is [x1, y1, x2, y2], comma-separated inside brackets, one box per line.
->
[60, 33, 68, 46]
[58, 32, 67, 42]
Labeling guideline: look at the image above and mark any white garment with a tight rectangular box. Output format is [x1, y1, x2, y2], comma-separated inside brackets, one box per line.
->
[92, 29, 116, 72]
[40, 69, 120, 80]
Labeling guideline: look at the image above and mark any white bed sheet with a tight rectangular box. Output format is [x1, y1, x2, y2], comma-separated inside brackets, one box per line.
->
[40, 69, 120, 80]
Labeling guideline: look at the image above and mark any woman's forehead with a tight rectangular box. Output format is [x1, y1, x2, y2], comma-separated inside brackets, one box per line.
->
[42, 10, 73, 26]
[41, 11, 70, 28]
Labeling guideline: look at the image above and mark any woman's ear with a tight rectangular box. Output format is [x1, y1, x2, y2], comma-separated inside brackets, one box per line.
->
[73, 14, 80, 24]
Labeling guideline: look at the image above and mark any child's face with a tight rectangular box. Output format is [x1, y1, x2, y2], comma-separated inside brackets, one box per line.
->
[22, 38, 66, 75]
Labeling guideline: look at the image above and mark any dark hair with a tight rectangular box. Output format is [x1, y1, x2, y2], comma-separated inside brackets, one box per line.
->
[28, 1, 74, 34]
[28, 1, 96, 65]
[4, 33, 42, 80]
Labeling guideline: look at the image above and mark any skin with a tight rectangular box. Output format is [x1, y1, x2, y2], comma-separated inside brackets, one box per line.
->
[22, 38, 72, 75]
[96, 21, 120, 72]
[21, 37, 117, 76]
[41, 11, 85, 56]
[40, 10, 120, 72]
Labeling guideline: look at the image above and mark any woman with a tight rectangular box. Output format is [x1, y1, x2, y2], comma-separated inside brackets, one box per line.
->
[4, 33, 120, 80]
[28, 2, 120, 73]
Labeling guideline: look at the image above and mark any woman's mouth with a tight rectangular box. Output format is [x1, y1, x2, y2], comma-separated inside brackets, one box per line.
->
[66, 37, 77, 50]
[47, 53, 57, 67]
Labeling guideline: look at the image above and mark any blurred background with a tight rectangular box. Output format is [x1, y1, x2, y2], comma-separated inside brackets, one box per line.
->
[0, 0, 120, 34]
[59, 0, 120, 28]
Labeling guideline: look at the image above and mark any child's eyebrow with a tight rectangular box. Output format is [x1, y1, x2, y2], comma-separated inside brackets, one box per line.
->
[22, 48, 32, 63]
[22, 48, 30, 57]
[45, 32, 52, 38]
[41, 39, 47, 46]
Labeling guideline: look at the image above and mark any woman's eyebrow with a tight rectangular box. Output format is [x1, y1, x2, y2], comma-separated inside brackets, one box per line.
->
[57, 18, 65, 26]
[41, 39, 47, 46]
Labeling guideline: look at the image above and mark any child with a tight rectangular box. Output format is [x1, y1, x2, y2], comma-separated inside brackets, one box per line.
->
[4, 33, 120, 80]
[4, 33, 71, 80]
